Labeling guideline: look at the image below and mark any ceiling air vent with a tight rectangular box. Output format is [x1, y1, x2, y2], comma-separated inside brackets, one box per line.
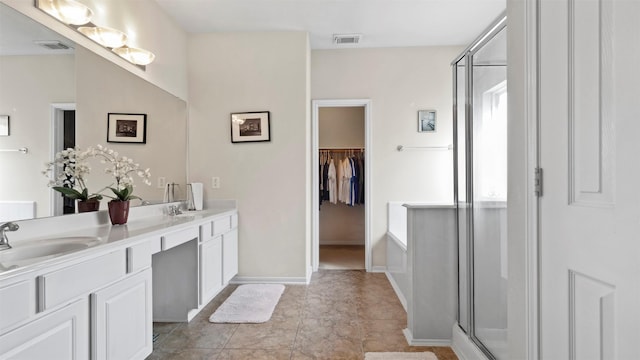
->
[33, 40, 72, 50]
[333, 34, 362, 45]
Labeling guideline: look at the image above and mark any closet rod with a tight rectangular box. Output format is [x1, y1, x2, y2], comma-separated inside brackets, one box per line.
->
[396, 144, 453, 151]
[319, 147, 364, 150]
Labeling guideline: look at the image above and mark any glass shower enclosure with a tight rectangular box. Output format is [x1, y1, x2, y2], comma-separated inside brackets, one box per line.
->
[453, 14, 507, 360]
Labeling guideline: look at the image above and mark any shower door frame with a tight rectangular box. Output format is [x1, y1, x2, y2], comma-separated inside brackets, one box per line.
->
[452, 13, 508, 360]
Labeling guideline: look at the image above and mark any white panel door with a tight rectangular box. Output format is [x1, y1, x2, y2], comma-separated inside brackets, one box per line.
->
[0, 299, 88, 360]
[539, 0, 640, 358]
[91, 269, 152, 360]
[200, 236, 223, 305]
[222, 229, 238, 284]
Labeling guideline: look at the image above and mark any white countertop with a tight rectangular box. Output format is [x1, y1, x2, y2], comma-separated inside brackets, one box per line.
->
[0, 202, 236, 279]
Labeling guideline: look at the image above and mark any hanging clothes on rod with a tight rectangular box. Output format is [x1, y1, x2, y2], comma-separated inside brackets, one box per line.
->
[319, 148, 364, 208]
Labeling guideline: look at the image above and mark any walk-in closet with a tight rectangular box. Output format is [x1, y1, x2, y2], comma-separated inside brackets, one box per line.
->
[318, 106, 365, 270]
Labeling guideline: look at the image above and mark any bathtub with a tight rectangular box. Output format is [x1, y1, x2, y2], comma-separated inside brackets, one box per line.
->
[386, 201, 457, 346]
[0, 201, 35, 222]
[386, 202, 409, 310]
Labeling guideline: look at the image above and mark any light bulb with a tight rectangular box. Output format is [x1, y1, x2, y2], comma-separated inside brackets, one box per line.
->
[78, 26, 128, 48]
[113, 47, 156, 66]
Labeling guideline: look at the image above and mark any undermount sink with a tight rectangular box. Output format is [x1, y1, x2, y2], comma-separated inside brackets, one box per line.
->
[0, 236, 102, 271]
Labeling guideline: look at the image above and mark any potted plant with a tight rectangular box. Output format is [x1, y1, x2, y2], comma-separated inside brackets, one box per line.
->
[94, 145, 151, 225]
[43, 147, 103, 213]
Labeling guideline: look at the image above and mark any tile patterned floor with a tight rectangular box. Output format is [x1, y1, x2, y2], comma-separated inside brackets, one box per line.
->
[147, 271, 458, 360]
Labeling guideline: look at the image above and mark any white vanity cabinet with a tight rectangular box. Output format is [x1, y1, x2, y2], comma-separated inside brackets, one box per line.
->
[0, 298, 89, 360]
[0, 206, 239, 359]
[199, 213, 238, 306]
[0, 243, 153, 360]
[91, 268, 152, 360]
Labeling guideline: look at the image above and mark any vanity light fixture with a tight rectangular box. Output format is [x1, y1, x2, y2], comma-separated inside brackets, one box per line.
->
[112, 46, 156, 66]
[39, 0, 93, 26]
[77, 26, 128, 48]
[36, 0, 156, 67]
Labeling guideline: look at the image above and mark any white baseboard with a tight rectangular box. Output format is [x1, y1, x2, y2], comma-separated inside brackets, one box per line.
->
[371, 265, 387, 273]
[230, 276, 309, 285]
[451, 323, 489, 360]
[402, 328, 451, 347]
[306, 266, 313, 284]
[385, 271, 407, 311]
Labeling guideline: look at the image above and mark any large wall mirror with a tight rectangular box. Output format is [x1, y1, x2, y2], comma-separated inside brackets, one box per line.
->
[0, 2, 187, 221]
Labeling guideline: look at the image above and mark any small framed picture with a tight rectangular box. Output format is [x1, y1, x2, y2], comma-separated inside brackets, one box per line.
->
[0, 115, 9, 136]
[231, 111, 271, 143]
[418, 110, 437, 133]
[107, 113, 147, 144]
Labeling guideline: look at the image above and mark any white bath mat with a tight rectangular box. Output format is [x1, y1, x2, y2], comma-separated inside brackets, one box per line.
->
[209, 284, 285, 323]
[364, 352, 438, 360]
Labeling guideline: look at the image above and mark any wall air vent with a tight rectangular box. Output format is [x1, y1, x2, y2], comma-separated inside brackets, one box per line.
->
[33, 40, 72, 50]
[333, 34, 362, 45]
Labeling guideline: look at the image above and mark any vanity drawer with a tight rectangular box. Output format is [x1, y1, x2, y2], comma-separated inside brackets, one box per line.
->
[0, 279, 36, 333]
[127, 241, 153, 273]
[161, 227, 199, 251]
[231, 213, 238, 228]
[38, 250, 126, 311]
[212, 216, 231, 236]
[199, 222, 213, 243]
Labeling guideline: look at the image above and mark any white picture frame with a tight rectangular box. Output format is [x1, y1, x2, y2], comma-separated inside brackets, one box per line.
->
[418, 110, 436, 132]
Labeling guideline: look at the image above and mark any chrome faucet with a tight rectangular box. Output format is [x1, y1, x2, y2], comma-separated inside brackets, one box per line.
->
[0, 222, 19, 251]
[167, 205, 182, 216]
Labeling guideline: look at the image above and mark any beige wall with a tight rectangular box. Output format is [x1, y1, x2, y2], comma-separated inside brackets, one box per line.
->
[75, 47, 187, 205]
[312, 46, 461, 267]
[319, 106, 365, 148]
[187, 32, 311, 280]
[0, 55, 75, 217]
[1, 0, 188, 100]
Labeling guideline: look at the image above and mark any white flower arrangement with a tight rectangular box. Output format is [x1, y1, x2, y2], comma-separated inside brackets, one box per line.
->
[92, 144, 151, 201]
[43, 147, 102, 201]
[43, 145, 151, 202]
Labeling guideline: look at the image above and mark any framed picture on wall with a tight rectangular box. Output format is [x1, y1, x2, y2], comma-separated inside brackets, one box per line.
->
[107, 113, 147, 144]
[418, 110, 437, 132]
[230, 111, 271, 143]
[0, 115, 9, 136]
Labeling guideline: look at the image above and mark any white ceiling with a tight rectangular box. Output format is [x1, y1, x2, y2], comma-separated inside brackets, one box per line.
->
[153, 0, 506, 49]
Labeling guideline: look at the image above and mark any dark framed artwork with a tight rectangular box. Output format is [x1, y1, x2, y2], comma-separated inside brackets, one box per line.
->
[0, 115, 9, 136]
[418, 110, 437, 132]
[230, 111, 270, 143]
[107, 113, 147, 143]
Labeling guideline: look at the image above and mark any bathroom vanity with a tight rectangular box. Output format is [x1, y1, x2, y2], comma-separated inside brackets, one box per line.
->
[0, 202, 238, 360]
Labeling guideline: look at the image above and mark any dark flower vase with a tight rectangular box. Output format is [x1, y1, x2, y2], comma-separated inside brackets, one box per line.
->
[108, 200, 130, 225]
[77, 199, 100, 213]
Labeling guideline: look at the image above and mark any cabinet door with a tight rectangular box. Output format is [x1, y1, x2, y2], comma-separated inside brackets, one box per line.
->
[200, 236, 223, 305]
[222, 228, 238, 284]
[0, 299, 89, 360]
[91, 269, 152, 360]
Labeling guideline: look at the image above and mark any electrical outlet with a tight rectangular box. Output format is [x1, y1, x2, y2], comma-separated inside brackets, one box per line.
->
[157, 177, 166, 189]
[211, 177, 220, 189]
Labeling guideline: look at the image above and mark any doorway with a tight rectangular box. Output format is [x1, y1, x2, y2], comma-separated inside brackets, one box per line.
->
[50, 103, 76, 216]
[311, 99, 372, 273]
[318, 106, 365, 269]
